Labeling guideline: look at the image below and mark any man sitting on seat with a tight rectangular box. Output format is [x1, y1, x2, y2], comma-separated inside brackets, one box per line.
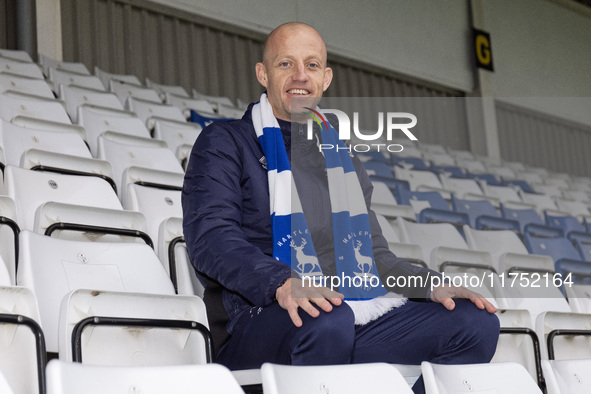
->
[182, 22, 499, 394]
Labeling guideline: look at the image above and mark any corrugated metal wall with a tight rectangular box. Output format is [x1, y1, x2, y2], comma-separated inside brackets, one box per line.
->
[0, 0, 17, 49]
[496, 101, 591, 176]
[60, 0, 469, 149]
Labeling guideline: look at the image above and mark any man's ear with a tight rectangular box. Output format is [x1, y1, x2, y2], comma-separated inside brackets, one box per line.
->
[256, 62, 268, 88]
[323, 67, 333, 92]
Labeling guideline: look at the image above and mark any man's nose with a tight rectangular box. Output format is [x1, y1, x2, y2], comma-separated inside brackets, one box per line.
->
[292, 63, 309, 81]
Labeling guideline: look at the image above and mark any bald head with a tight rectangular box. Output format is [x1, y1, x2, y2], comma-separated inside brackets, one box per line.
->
[256, 22, 332, 121]
[262, 22, 328, 66]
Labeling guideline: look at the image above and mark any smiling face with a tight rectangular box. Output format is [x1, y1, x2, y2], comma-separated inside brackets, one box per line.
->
[256, 23, 333, 122]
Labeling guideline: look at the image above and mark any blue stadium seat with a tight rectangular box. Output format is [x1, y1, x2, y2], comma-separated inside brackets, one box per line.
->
[467, 172, 501, 186]
[452, 195, 519, 231]
[430, 165, 466, 179]
[501, 204, 563, 238]
[390, 154, 430, 171]
[363, 160, 395, 180]
[397, 190, 468, 227]
[544, 212, 586, 237]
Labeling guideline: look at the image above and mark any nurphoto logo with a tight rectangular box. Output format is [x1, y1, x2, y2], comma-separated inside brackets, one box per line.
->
[304, 107, 418, 153]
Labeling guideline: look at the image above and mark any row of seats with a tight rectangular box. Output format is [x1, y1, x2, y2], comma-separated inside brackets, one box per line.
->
[7, 358, 583, 394]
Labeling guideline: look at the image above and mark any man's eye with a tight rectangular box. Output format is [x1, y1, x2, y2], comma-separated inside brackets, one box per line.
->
[308, 63, 319, 68]
[279, 62, 290, 67]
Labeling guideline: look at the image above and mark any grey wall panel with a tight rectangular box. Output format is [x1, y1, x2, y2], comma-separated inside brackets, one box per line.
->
[60, 0, 467, 149]
[497, 101, 591, 176]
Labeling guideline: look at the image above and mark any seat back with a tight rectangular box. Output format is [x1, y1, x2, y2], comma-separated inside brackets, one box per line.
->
[421, 361, 542, 394]
[126, 97, 186, 129]
[261, 362, 413, 394]
[46, 360, 243, 394]
[0, 120, 91, 167]
[17, 230, 174, 352]
[77, 104, 151, 156]
[0, 57, 44, 79]
[0, 72, 54, 98]
[3, 165, 121, 231]
[110, 80, 162, 105]
[59, 84, 123, 123]
[49, 68, 105, 92]
[0, 286, 44, 394]
[0, 90, 71, 124]
[59, 289, 209, 365]
[542, 358, 591, 394]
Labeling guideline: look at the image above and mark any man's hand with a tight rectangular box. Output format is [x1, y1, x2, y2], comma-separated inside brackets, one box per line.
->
[430, 283, 497, 314]
[275, 278, 344, 327]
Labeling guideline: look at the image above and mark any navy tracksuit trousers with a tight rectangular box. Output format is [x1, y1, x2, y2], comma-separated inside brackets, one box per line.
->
[217, 299, 500, 394]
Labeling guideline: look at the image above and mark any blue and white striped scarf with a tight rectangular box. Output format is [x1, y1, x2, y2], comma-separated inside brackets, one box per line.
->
[252, 93, 405, 325]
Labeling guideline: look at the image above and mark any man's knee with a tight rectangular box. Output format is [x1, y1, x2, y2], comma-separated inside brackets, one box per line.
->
[291, 303, 356, 364]
[452, 299, 500, 360]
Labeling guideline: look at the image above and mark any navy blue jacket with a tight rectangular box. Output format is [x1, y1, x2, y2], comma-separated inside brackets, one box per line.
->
[182, 104, 436, 350]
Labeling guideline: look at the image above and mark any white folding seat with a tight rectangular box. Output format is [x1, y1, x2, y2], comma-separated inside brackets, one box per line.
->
[0, 56, 44, 79]
[487, 164, 516, 180]
[110, 80, 161, 106]
[421, 361, 542, 394]
[152, 118, 202, 166]
[126, 96, 186, 129]
[38, 54, 90, 76]
[47, 361, 243, 394]
[545, 175, 570, 189]
[0, 286, 45, 394]
[456, 157, 487, 173]
[49, 68, 105, 92]
[393, 166, 451, 197]
[532, 183, 563, 199]
[16, 231, 175, 352]
[477, 155, 502, 167]
[157, 217, 205, 297]
[561, 189, 590, 203]
[0, 196, 18, 285]
[535, 311, 591, 360]
[59, 84, 123, 122]
[261, 362, 413, 394]
[448, 148, 475, 161]
[58, 289, 211, 365]
[493, 309, 541, 385]
[0, 49, 33, 63]
[2, 165, 122, 232]
[555, 199, 590, 218]
[480, 183, 525, 206]
[370, 181, 416, 221]
[193, 89, 235, 111]
[165, 92, 216, 118]
[0, 90, 71, 123]
[422, 151, 455, 166]
[146, 78, 190, 100]
[394, 145, 422, 159]
[94, 66, 141, 90]
[0, 71, 54, 98]
[440, 175, 488, 200]
[519, 190, 560, 216]
[516, 170, 544, 185]
[0, 120, 91, 168]
[77, 104, 151, 156]
[505, 160, 527, 172]
[124, 184, 181, 255]
[0, 372, 14, 394]
[97, 131, 184, 198]
[216, 104, 246, 119]
[542, 358, 591, 394]
[375, 214, 424, 267]
[397, 218, 504, 306]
